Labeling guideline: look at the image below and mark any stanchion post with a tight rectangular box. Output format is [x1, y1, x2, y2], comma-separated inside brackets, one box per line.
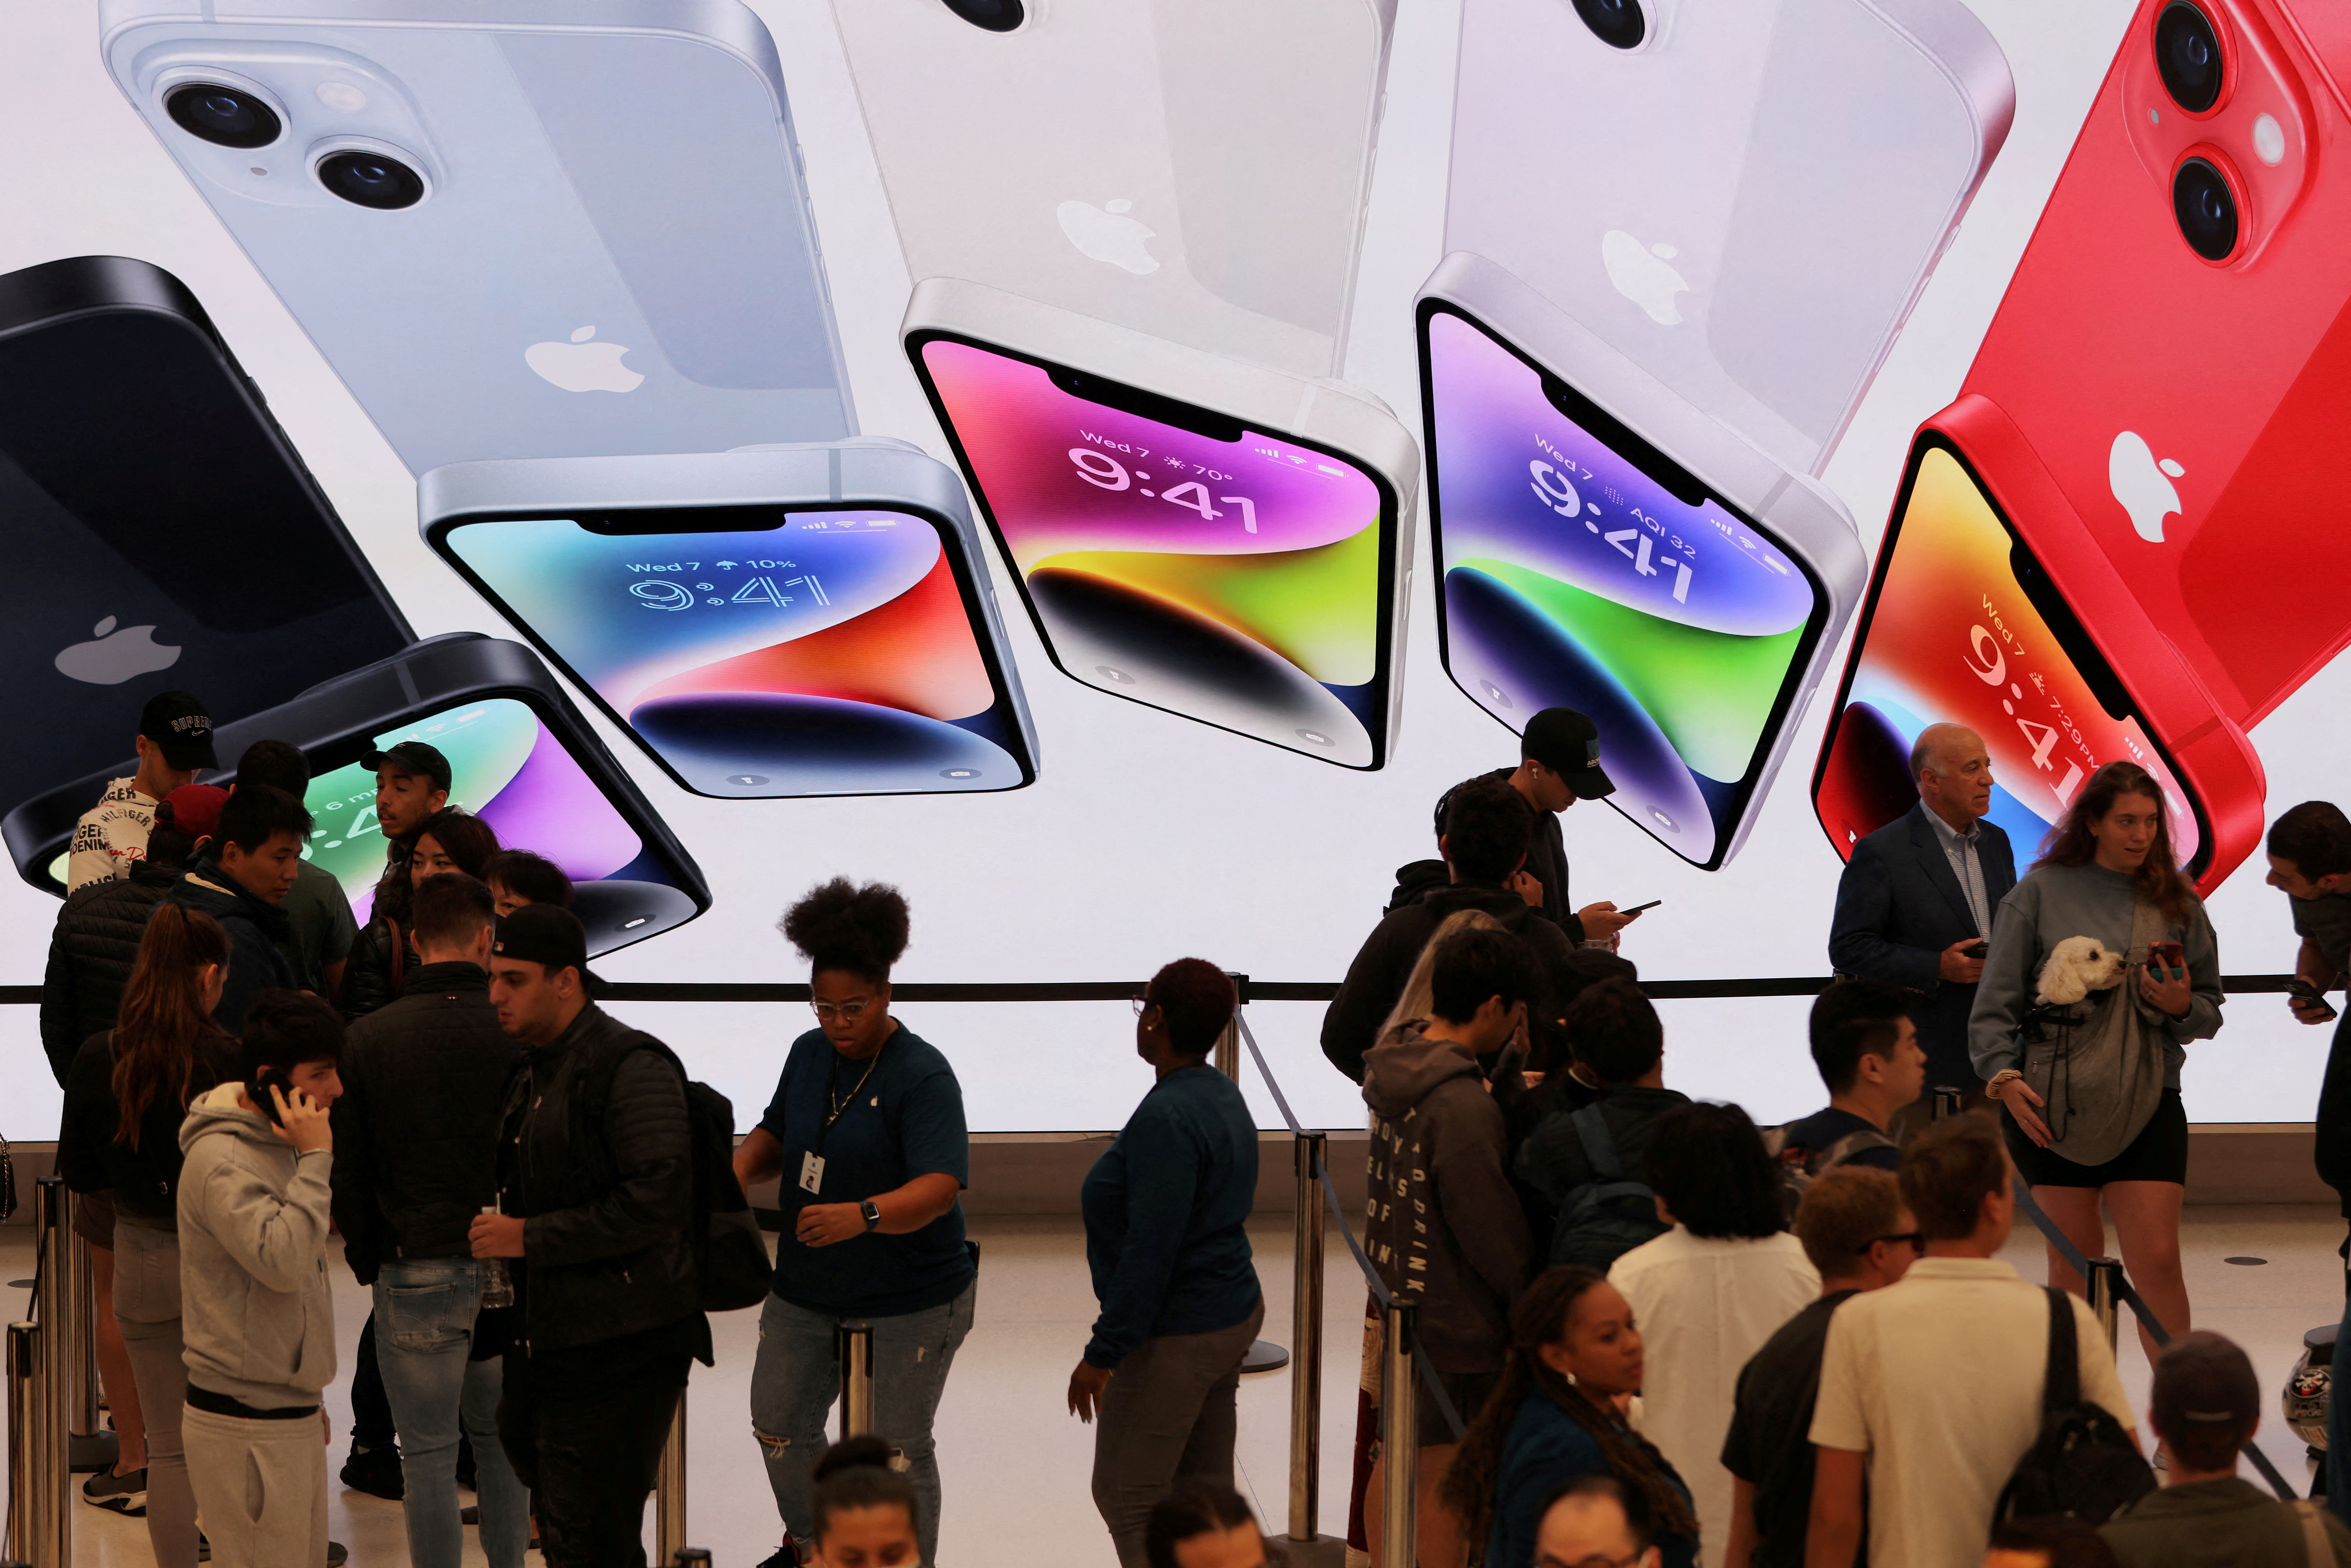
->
[1212, 973, 1250, 1084]
[8, 1321, 37, 1564]
[654, 1389, 687, 1564]
[1931, 1086, 1963, 1122]
[2084, 1257, 2125, 1351]
[1287, 1133, 1327, 1544]
[1378, 1300, 1418, 1568]
[33, 1180, 72, 1568]
[67, 1223, 98, 1441]
[838, 1323, 875, 1439]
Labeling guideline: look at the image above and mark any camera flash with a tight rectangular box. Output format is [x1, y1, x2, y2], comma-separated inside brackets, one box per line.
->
[315, 81, 368, 113]
[2253, 112, 2286, 166]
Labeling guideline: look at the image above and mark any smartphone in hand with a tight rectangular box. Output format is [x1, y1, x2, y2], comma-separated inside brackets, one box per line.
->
[2288, 978, 2339, 1024]
[2149, 940, 2188, 977]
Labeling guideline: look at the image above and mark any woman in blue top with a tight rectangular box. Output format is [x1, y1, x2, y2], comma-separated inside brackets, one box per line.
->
[1443, 1266, 1700, 1568]
[1068, 959, 1264, 1568]
[734, 879, 977, 1568]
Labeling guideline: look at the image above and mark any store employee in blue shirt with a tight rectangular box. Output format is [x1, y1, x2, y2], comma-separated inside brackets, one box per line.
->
[1069, 959, 1264, 1568]
[733, 879, 976, 1568]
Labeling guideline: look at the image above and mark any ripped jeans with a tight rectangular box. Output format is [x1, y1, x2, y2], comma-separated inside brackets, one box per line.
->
[750, 1279, 976, 1565]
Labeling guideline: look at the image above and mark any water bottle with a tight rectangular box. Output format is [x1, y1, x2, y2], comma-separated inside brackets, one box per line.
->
[480, 1203, 515, 1309]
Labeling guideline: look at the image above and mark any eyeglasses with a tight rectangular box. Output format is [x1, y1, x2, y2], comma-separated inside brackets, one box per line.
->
[1130, 995, 1153, 1017]
[810, 999, 873, 1023]
[1858, 1232, 1925, 1254]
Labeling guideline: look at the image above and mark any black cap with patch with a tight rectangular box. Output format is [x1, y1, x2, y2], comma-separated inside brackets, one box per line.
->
[361, 739, 452, 794]
[139, 689, 217, 770]
[1521, 708, 1614, 799]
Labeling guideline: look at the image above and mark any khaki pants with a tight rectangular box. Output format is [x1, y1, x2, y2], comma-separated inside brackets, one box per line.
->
[184, 1401, 327, 1568]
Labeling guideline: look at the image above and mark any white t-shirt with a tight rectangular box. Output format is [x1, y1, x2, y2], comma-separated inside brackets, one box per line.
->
[1810, 1257, 2136, 1568]
[67, 777, 157, 892]
[1609, 1226, 1821, 1564]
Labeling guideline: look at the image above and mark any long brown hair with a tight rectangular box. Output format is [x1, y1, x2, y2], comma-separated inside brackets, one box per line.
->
[2033, 761, 2194, 920]
[1438, 1267, 1699, 1546]
[112, 904, 236, 1149]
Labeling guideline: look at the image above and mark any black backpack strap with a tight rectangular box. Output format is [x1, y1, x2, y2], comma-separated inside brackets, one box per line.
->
[2042, 1286, 2081, 1412]
[1571, 1105, 1627, 1183]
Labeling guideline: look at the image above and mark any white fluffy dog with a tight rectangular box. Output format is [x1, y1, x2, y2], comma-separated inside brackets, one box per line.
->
[2035, 936, 2131, 1006]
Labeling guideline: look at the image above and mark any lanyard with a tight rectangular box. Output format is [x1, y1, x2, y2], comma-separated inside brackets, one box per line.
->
[813, 1041, 885, 1159]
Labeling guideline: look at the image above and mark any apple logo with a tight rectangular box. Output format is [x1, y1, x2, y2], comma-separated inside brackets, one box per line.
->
[1601, 229, 1690, 325]
[524, 326, 645, 394]
[55, 615, 181, 685]
[2108, 430, 2187, 543]
[1056, 198, 1160, 276]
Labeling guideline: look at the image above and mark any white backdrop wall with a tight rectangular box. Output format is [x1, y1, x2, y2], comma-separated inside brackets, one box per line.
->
[1, 0, 2342, 1138]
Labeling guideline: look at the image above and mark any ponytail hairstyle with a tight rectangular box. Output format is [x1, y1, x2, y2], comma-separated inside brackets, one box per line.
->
[2034, 760, 2194, 920]
[1440, 1267, 1699, 1547]
[112, 903, 236, 1149]
[809, 1435, 916, 1547]
[781, 878, 911, 985]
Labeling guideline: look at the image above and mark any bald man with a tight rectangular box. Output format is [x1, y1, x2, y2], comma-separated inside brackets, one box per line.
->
[1827, 723, 2016, 1133]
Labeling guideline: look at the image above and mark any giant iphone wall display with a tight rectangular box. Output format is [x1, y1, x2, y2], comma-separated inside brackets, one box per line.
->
[7, 0, 2351, 1141]
[3, 635, 708, 954]
[908, 279, 1417, 769]
[421, 443, 1040, 799]
[100, 0, 854, 473]
[0, 254, 410, 820]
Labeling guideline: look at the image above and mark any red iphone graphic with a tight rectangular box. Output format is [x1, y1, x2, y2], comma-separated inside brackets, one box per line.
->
[1960, 0, 2351, 728]
[1812, 397, 2266, 892]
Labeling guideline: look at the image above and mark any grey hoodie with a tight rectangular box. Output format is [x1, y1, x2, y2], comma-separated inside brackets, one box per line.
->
[177, 1082, 337, 1408]
[1362, 1020, 1532, 1374]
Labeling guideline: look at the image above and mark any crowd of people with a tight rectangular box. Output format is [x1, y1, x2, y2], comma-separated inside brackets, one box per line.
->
[31, 680, 2351, 1568]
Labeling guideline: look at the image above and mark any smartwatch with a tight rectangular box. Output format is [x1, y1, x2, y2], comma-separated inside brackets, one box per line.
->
[860, 1199, 881, 1233]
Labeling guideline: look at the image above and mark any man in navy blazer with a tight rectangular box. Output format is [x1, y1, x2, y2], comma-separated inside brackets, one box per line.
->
[1828, 723, 2016, 1130]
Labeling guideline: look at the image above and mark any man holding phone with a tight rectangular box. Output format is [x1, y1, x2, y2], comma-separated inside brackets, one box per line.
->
[1828, 723, 2016, 1132]
[1427, 708, 1639, 946]
[2263, 806, 2351, 1220]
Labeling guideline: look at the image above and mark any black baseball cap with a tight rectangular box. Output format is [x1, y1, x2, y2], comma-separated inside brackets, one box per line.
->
[1522, 708, 1615, 799]
[361, 739, 452, 793]
[138, 690, 217, 770]
[492, 902, 588, 974]
[2150, 1331, 2259, 1440]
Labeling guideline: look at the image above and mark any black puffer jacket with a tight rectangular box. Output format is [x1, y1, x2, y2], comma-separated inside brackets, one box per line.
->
[336, 915, 411, 1023]
[497, 1002, 704, 1356]
[57, 1027, 233, 1221]
[331, 962, 519, 1286]
[165, 862, 296, 1033]
[39, 859, 177, 1086]
[1320, 881, 1584, 1084]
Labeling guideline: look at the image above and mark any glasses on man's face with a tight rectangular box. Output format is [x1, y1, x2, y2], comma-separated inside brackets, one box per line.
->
[1130, 995, 1151, 1017]
[810, 999, 872, 1023]
[1859, 1232, 1925, 1254]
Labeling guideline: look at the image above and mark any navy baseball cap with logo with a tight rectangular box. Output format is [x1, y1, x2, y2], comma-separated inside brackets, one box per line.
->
[139, 690, 217, 770]
[361, 738, 453, 793]
[1521, 708, 1615, 799]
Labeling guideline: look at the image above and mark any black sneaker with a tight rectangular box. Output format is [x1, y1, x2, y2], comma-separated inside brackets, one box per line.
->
[339, 1444, 404, 1501]
[82, 1465, 147, 1515]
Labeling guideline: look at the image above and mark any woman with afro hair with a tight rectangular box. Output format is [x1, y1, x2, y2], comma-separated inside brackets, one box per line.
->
[733, 878, 976, 1568]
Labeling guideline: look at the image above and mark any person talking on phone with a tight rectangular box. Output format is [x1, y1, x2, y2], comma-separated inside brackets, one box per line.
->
[1828, 722, 2017, 1133]
[1417, 708, 1639, 947]
[733, 879, 975, 1568]
[1971, 760, 2222, 1364]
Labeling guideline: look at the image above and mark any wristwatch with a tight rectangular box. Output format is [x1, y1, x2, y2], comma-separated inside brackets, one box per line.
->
[860, 1199, 881, 1233]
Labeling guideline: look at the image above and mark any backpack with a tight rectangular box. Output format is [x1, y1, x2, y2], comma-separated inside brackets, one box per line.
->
[1760, 1123, 1899, 1223]
[584, 1035, 774, 1314]
[1995, 1287, 2155, 1525]
[1549, 1104, 1670, 1271]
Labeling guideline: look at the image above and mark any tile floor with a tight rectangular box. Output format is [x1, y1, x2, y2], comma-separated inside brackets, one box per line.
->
[6, 1205, 2345, 1567]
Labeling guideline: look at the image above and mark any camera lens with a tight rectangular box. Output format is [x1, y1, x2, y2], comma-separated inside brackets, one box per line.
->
[1573, 0, 1647, 50]
[164, 82, 282, 149]
[316, 149, 426, 211]
[2154, 1, 2223, 113]
[2172, 156, 2239, 259]
[938, 0, 1024, 30]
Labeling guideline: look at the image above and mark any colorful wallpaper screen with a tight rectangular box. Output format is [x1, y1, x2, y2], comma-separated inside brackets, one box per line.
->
[918, 339, 1391, 768]
[1424, 307, 1822, 865]
[444, 511, 1025, 796]
[1816, 444, 2204, 864]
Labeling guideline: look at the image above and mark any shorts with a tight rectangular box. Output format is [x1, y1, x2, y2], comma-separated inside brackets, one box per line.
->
[71, 1189, 115, 1250]
[2006, 1087, 2189, 1187]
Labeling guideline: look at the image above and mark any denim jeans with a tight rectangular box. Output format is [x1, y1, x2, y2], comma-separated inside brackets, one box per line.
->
[752, 1278, 977, 1565]
[374, 1259, 528, 1568]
